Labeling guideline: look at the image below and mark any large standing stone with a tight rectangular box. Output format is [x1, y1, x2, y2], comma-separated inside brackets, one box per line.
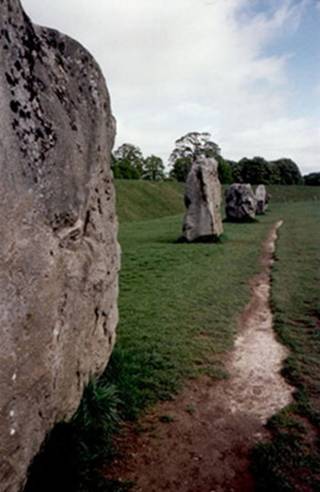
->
[255, 184, 269, 214]
[225, 184, 257, 221]
[182, 156, 223, 242]
[0, 2, 120, 491]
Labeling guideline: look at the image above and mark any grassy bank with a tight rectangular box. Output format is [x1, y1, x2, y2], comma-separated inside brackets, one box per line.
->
[115, 180, 184, 222]
[252, 201, 320, 491]
[115, 180, 320, 223]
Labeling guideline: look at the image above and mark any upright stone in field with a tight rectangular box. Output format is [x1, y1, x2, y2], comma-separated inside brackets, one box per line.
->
[255, 184, 269, 214]
[182, 155, 223, 242]
[225, 184, 257, 221]
[0, 2, 119, 491]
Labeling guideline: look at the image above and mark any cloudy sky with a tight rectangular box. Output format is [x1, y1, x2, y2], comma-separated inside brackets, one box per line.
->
[23, 0, 320, 173]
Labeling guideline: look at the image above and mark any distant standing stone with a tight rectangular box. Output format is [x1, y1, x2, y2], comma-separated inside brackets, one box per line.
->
[182, 156, 223, 242]
[255, 185, 269, 214]
[225, 184, 257, 221]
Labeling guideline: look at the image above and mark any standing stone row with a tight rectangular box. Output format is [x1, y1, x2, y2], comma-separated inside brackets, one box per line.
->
[182, 156, 270, 241]
[225, 183, 269, 222]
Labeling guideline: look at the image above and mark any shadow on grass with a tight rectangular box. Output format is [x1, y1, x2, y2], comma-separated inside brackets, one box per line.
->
[23, 381, 130, 492]
[176, 234, 223, 244]
[155, 233, 228, 245]
[223, 217, 259, 224]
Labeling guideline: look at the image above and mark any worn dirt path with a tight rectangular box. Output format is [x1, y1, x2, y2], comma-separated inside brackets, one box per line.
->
[106, 221, 293, 492]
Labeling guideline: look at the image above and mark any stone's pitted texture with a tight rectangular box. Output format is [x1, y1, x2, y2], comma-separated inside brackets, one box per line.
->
[0, 2, 119, 491]
[225, 183, 257, 221]
[182, 155, 223, 242]
[255, 184, 269, 214]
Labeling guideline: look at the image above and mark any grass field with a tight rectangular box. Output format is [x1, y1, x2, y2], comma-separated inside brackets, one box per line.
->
[25, 182, 320, 491]
[104, 213, 276, 419]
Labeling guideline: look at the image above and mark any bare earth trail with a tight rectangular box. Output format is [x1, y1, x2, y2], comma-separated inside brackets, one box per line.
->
[106, 221, 293, 492]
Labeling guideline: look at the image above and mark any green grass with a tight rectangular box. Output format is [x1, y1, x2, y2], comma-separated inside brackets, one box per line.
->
[104, 212, 279, 419]
[252, 201, 320, 491]
[266, 185, 320, 204]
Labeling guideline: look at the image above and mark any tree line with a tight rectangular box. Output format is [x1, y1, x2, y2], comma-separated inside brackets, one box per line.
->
[111, 132, 318, 185]
[112, 144, 166, 181]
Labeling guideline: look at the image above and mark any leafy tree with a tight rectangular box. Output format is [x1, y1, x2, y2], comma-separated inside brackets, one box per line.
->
[169, 131, 221, 182]
[112, 143, 144, 179]
[227, 160, 242, 182]
[170, 131, 221, 163]
[142, 155, 165, 181]
[216, 155, 233, 184]
[271, 158, 303, 185]
[268, 162, 282, 184]
[169, 157, 192, 182]
[228, 156, 303, 185]
[238, 156, 272, 184]
[304, 172, 320, 186]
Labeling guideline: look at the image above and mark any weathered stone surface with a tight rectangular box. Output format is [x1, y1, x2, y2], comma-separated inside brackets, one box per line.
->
[0, 2, 119, 491]
[225, 184, 257, 221]
[182, 156, 223, 242]
[255, 184, 269, 214]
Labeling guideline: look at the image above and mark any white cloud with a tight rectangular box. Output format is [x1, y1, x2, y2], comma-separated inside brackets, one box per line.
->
[22, 0, 320, 173]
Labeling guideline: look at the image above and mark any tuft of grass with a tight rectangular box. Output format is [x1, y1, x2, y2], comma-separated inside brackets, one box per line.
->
[251, 202, 320, 491]
[73, 380, 120, 465]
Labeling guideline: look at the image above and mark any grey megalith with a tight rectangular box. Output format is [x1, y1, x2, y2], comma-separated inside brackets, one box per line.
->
[225, 183, 257, 222]
[255, 184, 269, 214]
[183, 156, 223, 242]
[0, 1, 120, 490]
